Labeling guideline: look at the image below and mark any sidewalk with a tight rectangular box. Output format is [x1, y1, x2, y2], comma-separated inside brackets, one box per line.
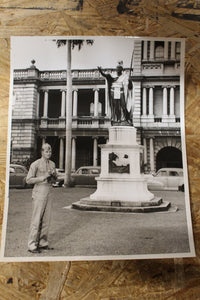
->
[3, 187, 191, 260]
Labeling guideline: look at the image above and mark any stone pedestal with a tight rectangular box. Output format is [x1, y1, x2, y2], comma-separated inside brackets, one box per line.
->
[73, 126, 170, 213]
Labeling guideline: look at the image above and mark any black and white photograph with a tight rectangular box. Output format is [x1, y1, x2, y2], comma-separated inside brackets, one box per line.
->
[1, 36, 195, 262]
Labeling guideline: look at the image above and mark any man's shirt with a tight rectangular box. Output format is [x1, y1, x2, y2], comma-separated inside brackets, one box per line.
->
[26, 157, 56, 185]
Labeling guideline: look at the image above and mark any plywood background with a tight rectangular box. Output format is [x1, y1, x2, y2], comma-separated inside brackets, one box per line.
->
[0, 1, 200, 299]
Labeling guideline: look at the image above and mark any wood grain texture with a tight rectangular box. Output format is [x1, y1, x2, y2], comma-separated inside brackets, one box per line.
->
[0, 0, 200, 299]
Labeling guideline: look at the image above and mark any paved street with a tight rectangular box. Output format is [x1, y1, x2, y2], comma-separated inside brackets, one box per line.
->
[3, 187, 191, 259]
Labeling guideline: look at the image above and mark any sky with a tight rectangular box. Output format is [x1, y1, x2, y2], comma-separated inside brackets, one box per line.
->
[11, 36, 137, 71]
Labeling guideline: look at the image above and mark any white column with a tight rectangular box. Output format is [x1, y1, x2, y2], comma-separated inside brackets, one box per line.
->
[43, 90, 49, 118]
[164, 41, 169, 60]
[93, 89, 99, 117]
[171, 41, 176, 60]
[59, 137, 64, 169]
[143, 41, 148, 60]
[163, 87, 168, 116]
[42, 137, 46, 145]
[142, 87, 147, 115]
[150, 41, 155, 60]
[149, 87, 154, 116]
[105, 81, 111, 117]
[170, 86, 175, 116]
[71, 137, 76, 171]
[73, 89, 78, 117]
[105, 83, 108, 115]
[60, 90, 66, 117]
[149, 138, 155, 172]
[93, 137, 98, 167]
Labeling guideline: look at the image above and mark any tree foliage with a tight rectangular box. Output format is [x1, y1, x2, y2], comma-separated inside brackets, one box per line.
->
[56, 39, 94, 50]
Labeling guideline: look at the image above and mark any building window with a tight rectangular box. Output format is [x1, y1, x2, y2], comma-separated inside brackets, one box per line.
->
[78, 89, 93, 116]
[154, 87, 162, 117]
[155, 42, 164, 60]
[175, 87, 180, 117]
[176, 42, 181, 60]
[142, 41, 144, 60]
[39, 92, 44, 117]
[99, 89, 105, 116]
[146, 88, 149, 114]
[147, 41, 150, 60]
[168, 42, 171, 59]
[48, 90, 61, 118]
[167, 87, 170, 115]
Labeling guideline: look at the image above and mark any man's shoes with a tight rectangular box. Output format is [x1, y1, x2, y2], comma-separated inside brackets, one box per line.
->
[39, 246, 54, 250]
[28, 248, 41, 254]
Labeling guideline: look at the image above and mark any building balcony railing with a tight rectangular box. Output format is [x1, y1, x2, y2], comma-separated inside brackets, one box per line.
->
[154, 117, 180, 124]
[40, 118, 66, 128]
[39, 116, 111, 129]
[14, 68, 134, 81]
[73, 117, 111, 128]
[140, 115, 181, 128]
[154, 118, 162, 123]
[141, 60, 180, 76]
[39, 115, 180, 130]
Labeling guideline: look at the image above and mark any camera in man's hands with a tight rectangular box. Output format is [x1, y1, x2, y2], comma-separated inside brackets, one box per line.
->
[47, 170, 57, 184]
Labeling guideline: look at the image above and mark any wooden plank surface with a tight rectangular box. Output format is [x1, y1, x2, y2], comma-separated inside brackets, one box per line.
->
[0, 0, 200, 299]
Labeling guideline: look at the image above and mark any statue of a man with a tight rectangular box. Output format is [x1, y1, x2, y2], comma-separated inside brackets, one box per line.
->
[98, 62, 134, 125]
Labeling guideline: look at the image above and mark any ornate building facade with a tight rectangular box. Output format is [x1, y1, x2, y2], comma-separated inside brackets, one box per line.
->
[11, 39, 182, 172]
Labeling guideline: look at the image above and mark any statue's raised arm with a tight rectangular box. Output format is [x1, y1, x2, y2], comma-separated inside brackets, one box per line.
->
[98, 66, 113, 81]
[97, 66, 104, 76]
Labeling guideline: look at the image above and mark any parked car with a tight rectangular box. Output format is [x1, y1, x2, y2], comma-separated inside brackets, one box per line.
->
[72, 166, 101, 186]
[146, 168, 184, 191]
[9, 164, 29, 188]
[52, 166, 101, 187]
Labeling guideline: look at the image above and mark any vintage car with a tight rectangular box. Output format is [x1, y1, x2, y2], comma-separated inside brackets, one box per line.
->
[72, 166, 101, 186]
[146, 168, 184, 191]
[9, 164, 29, 188]
[52, 166, 101, 187]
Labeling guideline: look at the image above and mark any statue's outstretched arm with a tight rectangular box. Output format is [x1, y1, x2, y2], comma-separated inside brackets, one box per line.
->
[97, 66, 106, 77]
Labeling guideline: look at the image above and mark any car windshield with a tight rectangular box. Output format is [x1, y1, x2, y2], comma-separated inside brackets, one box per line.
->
[80, 169, 89, 174]
[15, 167, 25, 173]
[156, 171, 168, 177]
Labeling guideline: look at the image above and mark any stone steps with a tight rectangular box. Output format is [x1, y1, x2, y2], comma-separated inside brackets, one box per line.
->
[72, 199, 171, 213]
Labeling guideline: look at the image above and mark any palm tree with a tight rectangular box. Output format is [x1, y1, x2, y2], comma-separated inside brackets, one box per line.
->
[56, 39, 94, 186]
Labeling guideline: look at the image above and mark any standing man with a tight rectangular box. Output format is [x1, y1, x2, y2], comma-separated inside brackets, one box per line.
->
[26, 143, 57, 253]
[98, 62, 134, 125]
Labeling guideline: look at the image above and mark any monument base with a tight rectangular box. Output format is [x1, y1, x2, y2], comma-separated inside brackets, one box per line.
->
[89, 177, 154, 203]
[72, 126, 172, 213]
[72, 198, 171, 213]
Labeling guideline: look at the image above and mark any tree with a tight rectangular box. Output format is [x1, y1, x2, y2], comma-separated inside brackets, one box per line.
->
[56, 39, 94, 187]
